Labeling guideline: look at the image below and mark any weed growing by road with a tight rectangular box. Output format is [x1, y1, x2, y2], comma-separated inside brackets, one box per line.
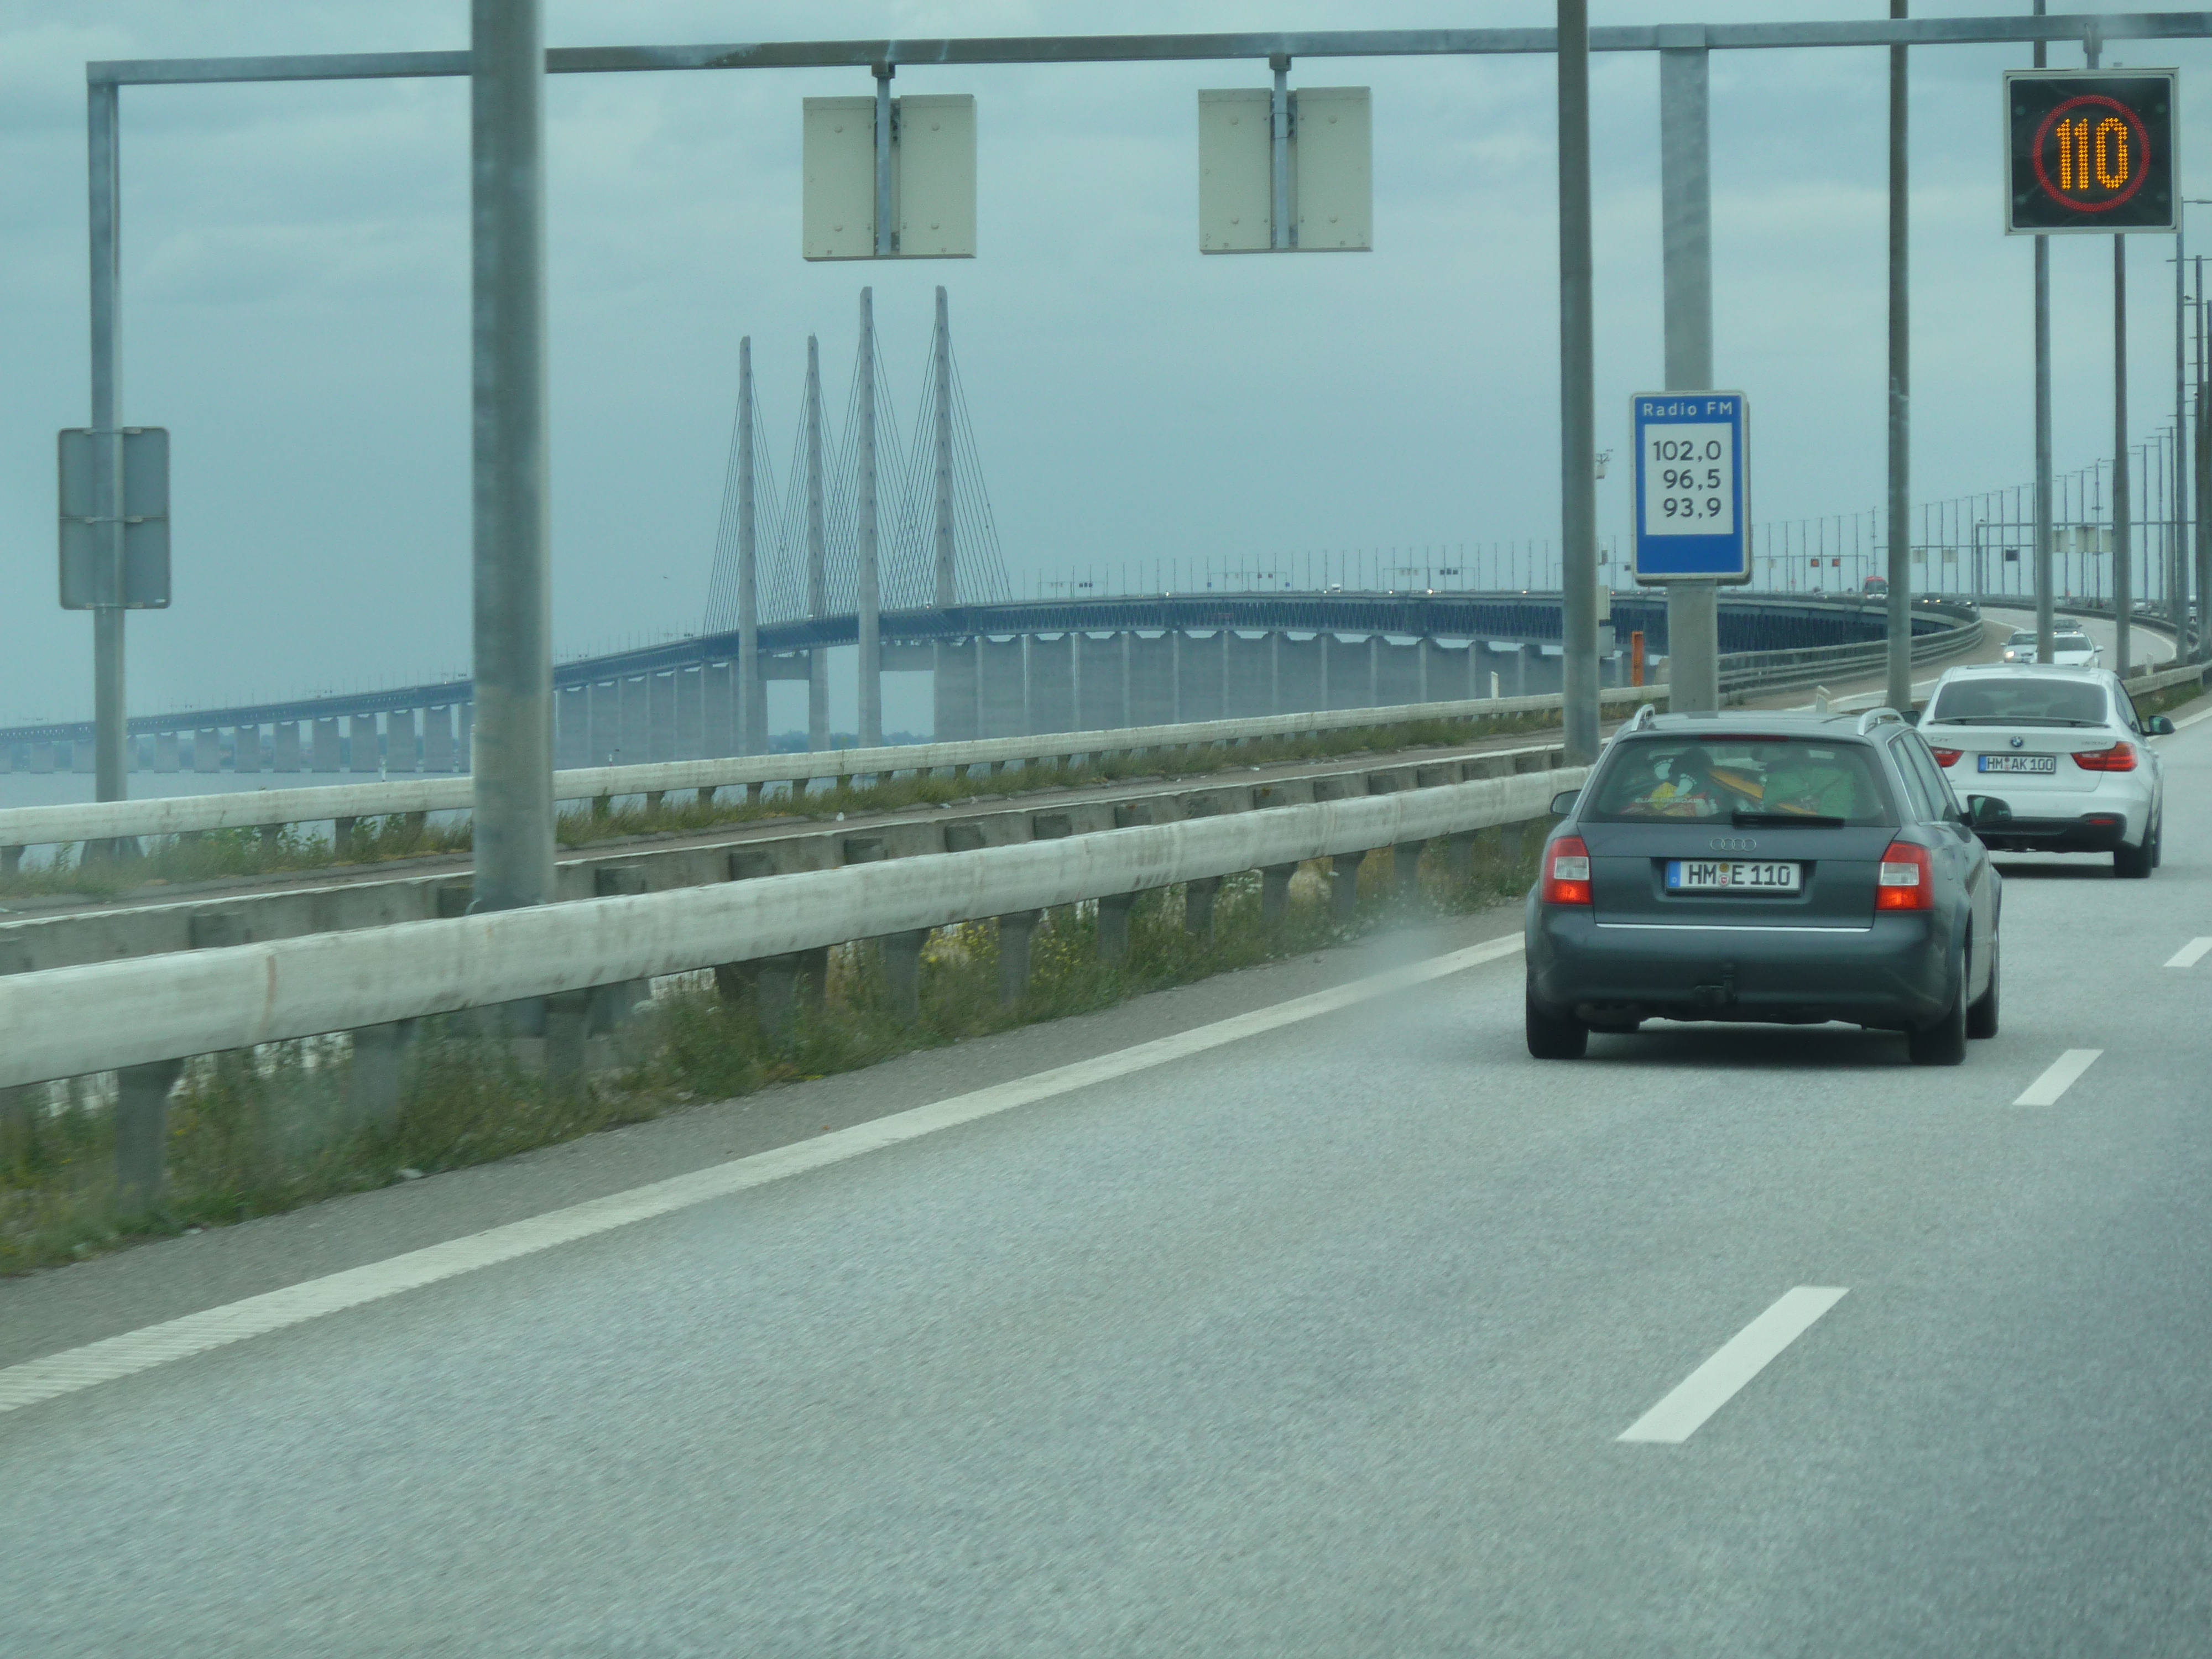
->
[0, 831, 1541, 1275]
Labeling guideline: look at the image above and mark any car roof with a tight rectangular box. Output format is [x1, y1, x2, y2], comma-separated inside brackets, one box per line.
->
[1621, 711, 1885, 740]
[1934, 661, 2110, 682]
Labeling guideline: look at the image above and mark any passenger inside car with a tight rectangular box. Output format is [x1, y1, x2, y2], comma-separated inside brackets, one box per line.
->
[1588, 738, 1892, 823]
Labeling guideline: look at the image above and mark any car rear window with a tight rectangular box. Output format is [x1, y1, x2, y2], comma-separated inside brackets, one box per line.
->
[1926, 677, 2108, 726]
[2007, 630, 2036, 645]
[1582, 737, 1895, 826]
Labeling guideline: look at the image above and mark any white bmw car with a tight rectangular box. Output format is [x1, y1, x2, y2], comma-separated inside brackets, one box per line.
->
[1920, 662, 2170, 878]
[1995, 625, 2099, 666]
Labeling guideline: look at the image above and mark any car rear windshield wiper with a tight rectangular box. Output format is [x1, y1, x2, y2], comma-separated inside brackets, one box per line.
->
[1731, 811, 1850, 827]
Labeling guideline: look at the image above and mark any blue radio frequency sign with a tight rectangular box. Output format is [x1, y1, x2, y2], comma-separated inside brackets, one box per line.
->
[1631, 392, 1750, 584]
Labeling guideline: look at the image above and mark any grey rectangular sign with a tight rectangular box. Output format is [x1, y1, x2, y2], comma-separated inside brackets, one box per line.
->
[59, 426, 170, 609]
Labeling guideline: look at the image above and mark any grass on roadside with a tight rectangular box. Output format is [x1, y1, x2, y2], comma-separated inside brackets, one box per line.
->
[0, 830, 1543, 1275]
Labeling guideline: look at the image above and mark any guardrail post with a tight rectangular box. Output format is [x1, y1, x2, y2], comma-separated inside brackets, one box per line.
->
[347, 1019, 419, 1128]
[1330, 852, 1365, 920]
[998, 909, 1040, 1003]
[590, 866, 653, 1032]
[881, 928, 928, 1017]
[1185, 877, 1222, 940]
[334, 815, 357, 854]
[1096, 892, 1135, 961]
[1261, 862, 1297, 924]
[0, 846, 19, 875]
[114, 1057, 182, 1217]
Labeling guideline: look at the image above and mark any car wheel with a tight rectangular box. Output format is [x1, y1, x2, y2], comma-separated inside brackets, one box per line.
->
[1908, 951, 1970, 1066]
[1966, 936, 2000, 1040]
[1526, 989, 1589, 1060]
[2114, 832, 2153, 880]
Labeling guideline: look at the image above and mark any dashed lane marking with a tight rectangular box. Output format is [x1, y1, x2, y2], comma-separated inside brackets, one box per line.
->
[0, 933, 1526, 1418]
[2164, 937, 2212, 969]
[1618, 1287, 1849, 1444]
[2012, 1047, 2104, 1107]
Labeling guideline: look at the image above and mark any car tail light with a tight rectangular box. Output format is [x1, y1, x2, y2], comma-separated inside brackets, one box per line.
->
[1929, 747, 1963, 768]
[2069, 740, 2137, 772]
[1876, 841, 1934, 911]
[1542, 836, 1593, 906]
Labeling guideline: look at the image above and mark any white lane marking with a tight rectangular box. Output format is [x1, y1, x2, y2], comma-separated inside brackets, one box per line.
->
[0, 933, 1526, 1417]
[2166, 937, 2212, 969]
[1618, 1286, 1848, 1444]
[2012, 1047, 2104, 1107]
[2171, 700, 2212, 731]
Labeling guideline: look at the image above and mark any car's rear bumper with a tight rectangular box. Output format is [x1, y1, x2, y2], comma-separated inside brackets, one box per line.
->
[1976, 809, 2136, 853]
[1525, 902, 1953, 1030]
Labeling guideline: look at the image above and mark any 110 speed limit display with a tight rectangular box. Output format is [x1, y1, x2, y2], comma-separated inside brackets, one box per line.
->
[1630, 392, 1750, 584]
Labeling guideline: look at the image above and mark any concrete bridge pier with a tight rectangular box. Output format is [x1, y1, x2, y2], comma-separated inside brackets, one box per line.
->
[273, 722, 302, 773]
[154, 732, 179, 772]
[313, 718, 341, 773]
[347, 715, 379, 774]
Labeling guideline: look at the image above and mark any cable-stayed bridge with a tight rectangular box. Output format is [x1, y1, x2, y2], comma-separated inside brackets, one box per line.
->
[0, 288, 1901, 780]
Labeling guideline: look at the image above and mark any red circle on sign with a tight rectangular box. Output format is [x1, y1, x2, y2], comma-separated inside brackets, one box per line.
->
[2031, 93, 2152, 213]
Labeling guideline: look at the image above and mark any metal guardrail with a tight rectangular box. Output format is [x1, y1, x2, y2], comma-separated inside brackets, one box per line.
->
[1715, 613, 1984, 699]
[0, 766, 1578, 1089]
[0, 685, 1660, 857]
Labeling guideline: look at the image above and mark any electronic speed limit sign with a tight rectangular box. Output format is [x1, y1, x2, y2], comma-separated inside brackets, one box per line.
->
[2005, 69, 2177, 233]
[1630, 392, 1750, 585]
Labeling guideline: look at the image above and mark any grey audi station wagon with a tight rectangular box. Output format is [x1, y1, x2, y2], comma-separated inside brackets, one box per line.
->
[1525, 707, 2006, 1065]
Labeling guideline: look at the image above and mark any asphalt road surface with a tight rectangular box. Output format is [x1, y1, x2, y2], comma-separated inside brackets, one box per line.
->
[3, 705, 2208, 1658]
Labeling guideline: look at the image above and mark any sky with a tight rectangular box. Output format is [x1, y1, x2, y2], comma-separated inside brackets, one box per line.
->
[1, 1, 2205, 736]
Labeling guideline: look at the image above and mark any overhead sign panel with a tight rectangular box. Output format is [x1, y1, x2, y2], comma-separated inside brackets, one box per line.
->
[1630, 393, 1750, 585]
[58, 426, 170, 609]
[2005, 69, 2178, 233]
[1197, 86, 1371, 253]
[802, 93, 976, 260]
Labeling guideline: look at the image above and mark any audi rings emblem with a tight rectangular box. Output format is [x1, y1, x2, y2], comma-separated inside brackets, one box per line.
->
[1708, 836, 1759, 853]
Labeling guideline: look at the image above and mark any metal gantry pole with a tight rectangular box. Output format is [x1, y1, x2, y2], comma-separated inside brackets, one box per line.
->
[87, 81, 128, 808]
[2115, 234, 2133, 677]
[1658, 32, 1718, 713]
[1885, 0, 1913, 715]
[2033, 2, 2056, 663]
[468, 0, 554, 914]
[1557, 0, 1598, 761]
[2176, 213, 2190, 635]
[933, 286, 956, 607]
[872, 63, 895, 257]
[857, 286, 882, 748]
[2199, 260, 2210, 658]
[735, 335, 762, 754]
[1270, 51, 1293, 251]
[805, 333, 829, 751]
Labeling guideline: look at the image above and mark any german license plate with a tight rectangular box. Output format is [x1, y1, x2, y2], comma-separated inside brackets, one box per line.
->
[1665, 860, 1802, 893]
[1978, 754, 2056, 774]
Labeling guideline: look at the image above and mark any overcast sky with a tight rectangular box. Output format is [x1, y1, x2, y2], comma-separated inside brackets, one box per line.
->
[1, 2, 2204, 733]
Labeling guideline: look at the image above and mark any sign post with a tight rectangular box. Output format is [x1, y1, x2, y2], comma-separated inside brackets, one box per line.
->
[2006, 66, 2179, 679]
[1631, 393, 1748, 704]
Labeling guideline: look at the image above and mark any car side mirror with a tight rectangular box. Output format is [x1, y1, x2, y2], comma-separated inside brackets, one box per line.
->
[1901, 708, 1922, 726]
[1550, 789, 1580, 816]
[2147, 714, 2176, 735]
[1966, 795, 2013, 830]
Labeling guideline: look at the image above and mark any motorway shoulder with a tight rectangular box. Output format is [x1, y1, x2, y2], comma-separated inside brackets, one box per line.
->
[0, 901, 1530, 1374]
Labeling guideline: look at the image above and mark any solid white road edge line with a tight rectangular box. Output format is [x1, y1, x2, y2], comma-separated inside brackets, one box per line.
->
[2169, 700, 2212, 731]
[0, 933, 1527, 1418]
[2012, 1047, 2104, 1107]
[1617, 1286, 1849, 1444]
[2164, 937, 2212, 969]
